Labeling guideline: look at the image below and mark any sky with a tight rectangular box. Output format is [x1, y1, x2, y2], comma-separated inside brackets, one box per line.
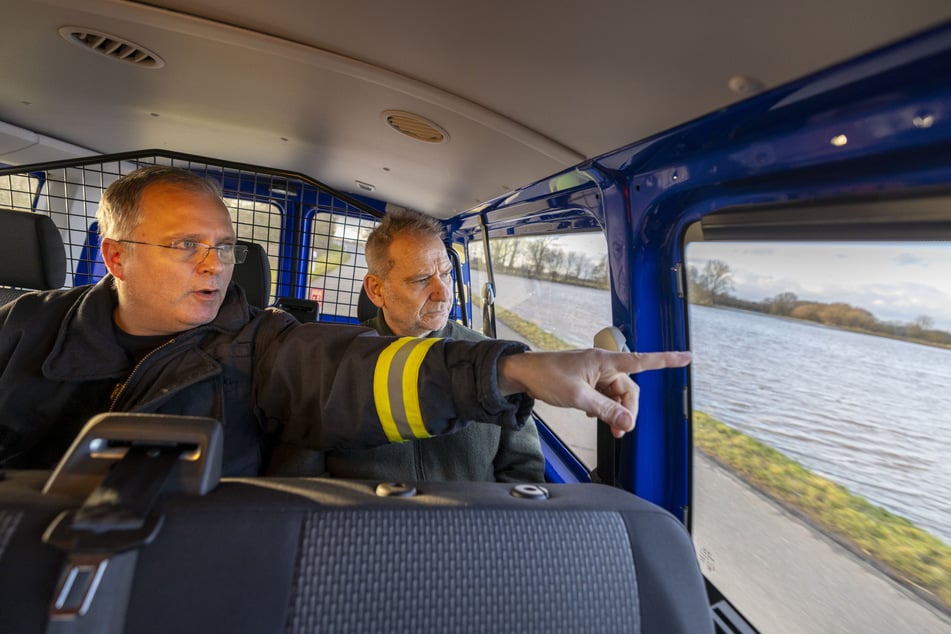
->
[686, 242, 951, 331]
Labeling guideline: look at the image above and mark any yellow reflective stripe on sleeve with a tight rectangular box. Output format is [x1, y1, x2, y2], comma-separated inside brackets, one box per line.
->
[373, 337, 441, 442]
[401, 337, 440, 439]
[374, 338, 407, 442]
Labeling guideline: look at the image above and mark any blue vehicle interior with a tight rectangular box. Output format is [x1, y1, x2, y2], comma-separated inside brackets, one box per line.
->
[2, 16, 951, 634]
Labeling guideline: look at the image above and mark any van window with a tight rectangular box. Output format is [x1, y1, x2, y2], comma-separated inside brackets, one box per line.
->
[306, 211, 378, 320]
[686, 240, 951, 632]
[470, 233, 612, 469]
[0, 174, 39, 211]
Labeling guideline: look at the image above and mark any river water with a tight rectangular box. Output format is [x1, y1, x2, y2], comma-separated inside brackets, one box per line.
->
[475, 272, 951, 545]
[690, 304, 951, 546]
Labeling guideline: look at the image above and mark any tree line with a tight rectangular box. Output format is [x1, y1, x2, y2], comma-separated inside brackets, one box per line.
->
[470, 237, 609, 289]
[688, 260, 951, 348]
[470, 240, 950, 348]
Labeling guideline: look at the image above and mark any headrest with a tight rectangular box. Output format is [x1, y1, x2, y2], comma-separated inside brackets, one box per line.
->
[231, 240, 270, 308]
[0, 208, 67, 289]
[357, 283, 377, 323]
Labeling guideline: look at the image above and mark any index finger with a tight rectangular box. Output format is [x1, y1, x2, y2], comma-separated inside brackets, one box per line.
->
[617, 351, 692, 373]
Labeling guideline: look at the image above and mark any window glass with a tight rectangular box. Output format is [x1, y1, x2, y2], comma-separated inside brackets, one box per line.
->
[0, 174, 39, 211]
[306, 212, 378, 320]
[687, 241, 951, 632]
[470, 233, 612, 469]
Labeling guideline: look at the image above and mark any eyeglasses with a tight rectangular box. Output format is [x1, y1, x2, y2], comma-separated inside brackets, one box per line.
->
[116, 239, 248, 264]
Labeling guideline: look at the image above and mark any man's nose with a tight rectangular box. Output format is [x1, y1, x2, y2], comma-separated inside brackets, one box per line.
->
[430, 276, 452, 301]
[198, 246, 227, 272]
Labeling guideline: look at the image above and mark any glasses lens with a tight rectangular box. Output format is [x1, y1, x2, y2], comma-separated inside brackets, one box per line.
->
[231, 244, 248, 264]
[168, 241, 244, 264]
[170, 241, 206, 262]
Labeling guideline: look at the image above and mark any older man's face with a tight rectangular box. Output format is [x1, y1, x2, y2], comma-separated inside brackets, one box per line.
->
[369, 232, 453, 337]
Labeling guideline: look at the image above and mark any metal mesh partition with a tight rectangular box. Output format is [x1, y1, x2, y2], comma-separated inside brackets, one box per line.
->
[0, 151, 383, 321]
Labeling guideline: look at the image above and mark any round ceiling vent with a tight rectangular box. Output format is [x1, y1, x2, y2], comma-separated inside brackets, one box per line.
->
[381, 110, 448, 144]
[59, 27, 165, 69]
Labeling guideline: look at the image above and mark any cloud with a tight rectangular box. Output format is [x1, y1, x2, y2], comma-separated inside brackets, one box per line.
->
[894, 252, 926, 267]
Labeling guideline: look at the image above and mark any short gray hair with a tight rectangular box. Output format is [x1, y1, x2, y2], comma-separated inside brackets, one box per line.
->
[96, 165, 223, 239]
[364, 208, 445, 278]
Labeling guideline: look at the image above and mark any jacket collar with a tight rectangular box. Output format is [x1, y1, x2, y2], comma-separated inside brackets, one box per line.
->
[365, 307, 451, 338]
[44, 276, 252, 380]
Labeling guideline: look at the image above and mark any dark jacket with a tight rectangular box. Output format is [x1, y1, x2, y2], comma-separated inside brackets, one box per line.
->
[0, 277, 532, 476]
[321, 310, 546, 483]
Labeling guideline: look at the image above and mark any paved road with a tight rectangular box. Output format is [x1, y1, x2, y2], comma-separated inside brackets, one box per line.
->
[693, 453, 951, 633]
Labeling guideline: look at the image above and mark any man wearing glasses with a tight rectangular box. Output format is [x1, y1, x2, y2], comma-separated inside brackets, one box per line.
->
[0, 166, 690, 477]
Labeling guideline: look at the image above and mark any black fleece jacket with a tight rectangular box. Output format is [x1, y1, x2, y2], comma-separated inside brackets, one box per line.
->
[0, 277, 532, 476]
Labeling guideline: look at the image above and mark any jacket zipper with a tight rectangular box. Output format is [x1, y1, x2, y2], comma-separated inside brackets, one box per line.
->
[109, 338, 176, 410]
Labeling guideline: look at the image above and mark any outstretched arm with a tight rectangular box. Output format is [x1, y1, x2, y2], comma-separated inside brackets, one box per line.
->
[497, 349, 691, 439]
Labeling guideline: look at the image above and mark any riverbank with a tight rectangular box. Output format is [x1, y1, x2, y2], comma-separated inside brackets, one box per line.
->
[694, 411, 951, 615]
[703, 303, 951, 351]
[479, 300, 573, 350]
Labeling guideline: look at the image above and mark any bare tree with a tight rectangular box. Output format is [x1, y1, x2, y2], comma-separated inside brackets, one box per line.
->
[487, 238, 524, 273]
[768, 292, 799, 316]
[547, 247, 566, 280]
[525, 237, 556, 278]
[700, 260, 734, 299]
[688, 260, 734, 305]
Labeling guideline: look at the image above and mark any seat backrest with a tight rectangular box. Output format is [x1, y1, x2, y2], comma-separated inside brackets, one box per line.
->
[0, 208, 67, 306]
[0, 473, 714, 633]
[231, 240, 271, 308]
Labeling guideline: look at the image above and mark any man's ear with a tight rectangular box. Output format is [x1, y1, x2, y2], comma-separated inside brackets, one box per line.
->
[364, 274, 386, 308]
[100, 238, 127, 280]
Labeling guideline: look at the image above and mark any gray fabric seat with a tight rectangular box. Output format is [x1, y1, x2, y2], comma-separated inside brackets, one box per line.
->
[0, 473, 714, 633]
[0, 208, 67, 306]
[0, 414, 713, 633]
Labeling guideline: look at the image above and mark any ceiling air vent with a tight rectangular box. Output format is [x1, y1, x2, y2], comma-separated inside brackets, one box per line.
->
[381, 110, 448, 144]
[59, 27, 165, 69]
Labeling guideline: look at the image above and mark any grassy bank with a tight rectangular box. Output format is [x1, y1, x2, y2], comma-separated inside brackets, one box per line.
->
[476, 299, 573, 351]
[694, 411, 951, 611]
[309, 243, 349, 278]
